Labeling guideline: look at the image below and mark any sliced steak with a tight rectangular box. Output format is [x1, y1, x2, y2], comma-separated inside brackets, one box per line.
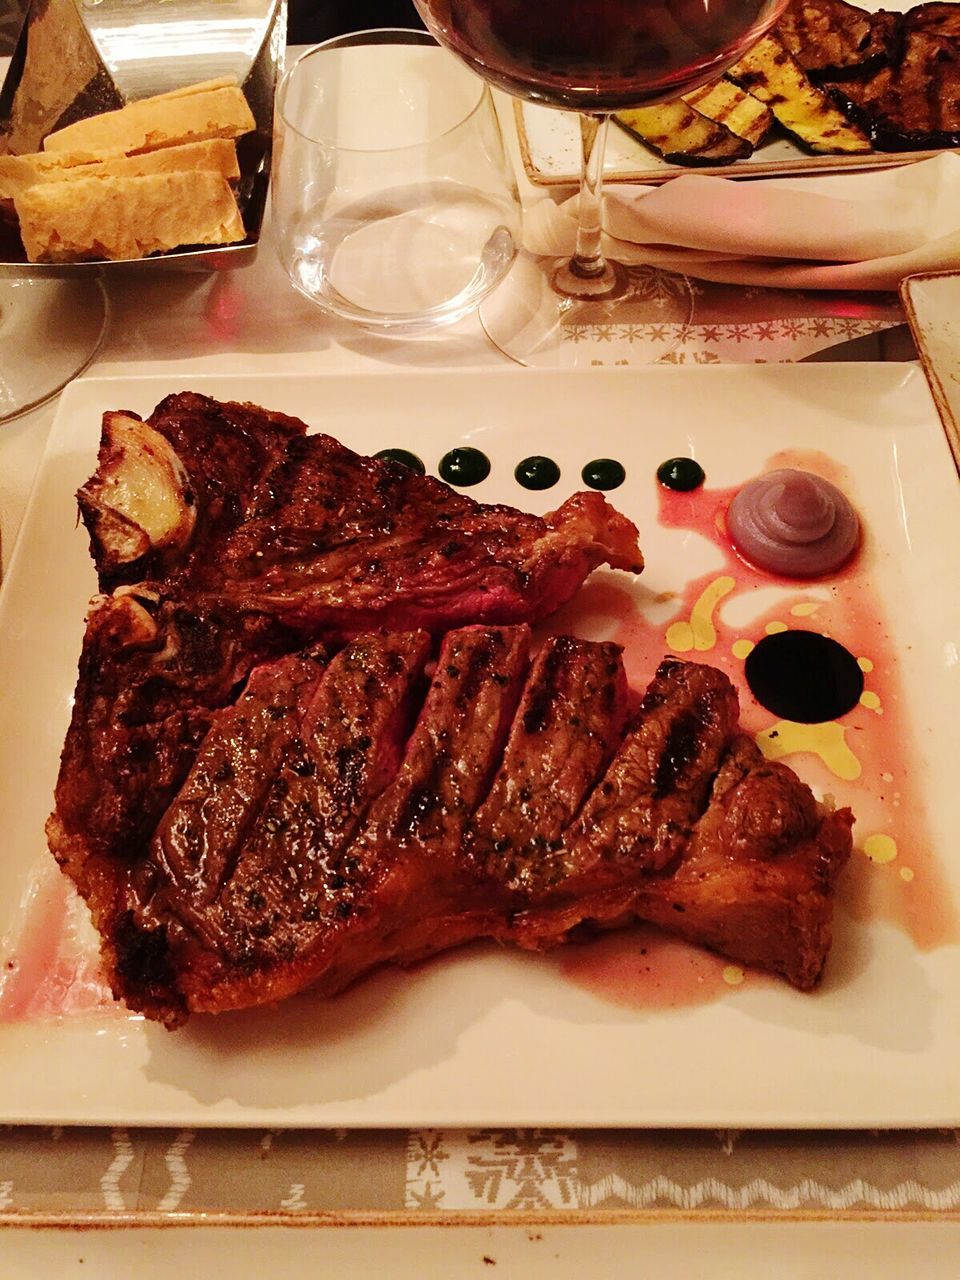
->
[633, 735, 853, 989]
[295, 625, 533, 997]
[565, 657, 741, 877]
[505, 656, 742, 951]
[59, 625, 851, 1024]
[468, 635, 629, 897]
[356, 627, 531, 884]
[147, 630, 432, 1019]
[48, 590, 298, 888]
[151, 648, 329, 906]
[109, 648, 327, 1023]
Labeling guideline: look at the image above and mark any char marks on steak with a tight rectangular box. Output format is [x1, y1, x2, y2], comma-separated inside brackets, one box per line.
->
[49, 396, 853, 1026]
[468, 634, 630, 897]
[49, 626, 852, 1027]
[50, 590, 304, 885]
[76, 393, 643, 637]
[632, 735, 853, 990]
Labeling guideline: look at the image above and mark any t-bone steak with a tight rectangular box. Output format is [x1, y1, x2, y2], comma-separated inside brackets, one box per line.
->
[75, 391, 643, 635]
[45, 395, 853, 1026]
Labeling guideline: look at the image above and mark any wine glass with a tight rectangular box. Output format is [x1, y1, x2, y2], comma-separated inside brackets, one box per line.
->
[0, 275, 109, 424]
[412, 0, 790, 366]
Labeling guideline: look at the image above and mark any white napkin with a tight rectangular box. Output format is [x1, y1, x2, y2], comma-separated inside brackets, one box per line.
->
[522, 152, 960, 290]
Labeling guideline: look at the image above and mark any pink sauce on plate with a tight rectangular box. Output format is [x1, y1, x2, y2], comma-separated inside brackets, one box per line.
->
[5, 452, 955, 1021]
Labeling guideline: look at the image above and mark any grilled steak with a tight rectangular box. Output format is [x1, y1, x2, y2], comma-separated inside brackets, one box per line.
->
[468, 634, 630, 897]
[48, 628, 853, 1026]
[633, 735, 851, 990]
[76, 393, 643, 637]
[142, 630, 433, 1020]
[50, 591, 303, 887]
[48, 397, 853, 1027]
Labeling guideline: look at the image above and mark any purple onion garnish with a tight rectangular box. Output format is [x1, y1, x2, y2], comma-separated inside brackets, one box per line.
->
[726, 469, 860, 578]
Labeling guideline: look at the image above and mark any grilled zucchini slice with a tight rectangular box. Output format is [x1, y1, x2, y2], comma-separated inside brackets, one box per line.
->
[682, 80, 774, 146]
[614, 101, 752, 165]
[727, 34, 872, 153]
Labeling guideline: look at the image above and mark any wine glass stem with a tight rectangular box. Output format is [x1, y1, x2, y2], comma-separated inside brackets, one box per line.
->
[552, 113, 625, 301]
[572, 113, 609, 279]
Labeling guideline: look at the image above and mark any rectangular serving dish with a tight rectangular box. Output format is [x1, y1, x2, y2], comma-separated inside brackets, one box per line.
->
[901, 270, 960, 470]
[1, 365, 958, 1130]
[516, 0, 952, 186]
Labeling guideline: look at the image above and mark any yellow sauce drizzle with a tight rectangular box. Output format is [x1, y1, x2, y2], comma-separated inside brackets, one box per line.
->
[666, 575, 735, 654]
[863, 833, 898, 864]
[790, 602, 822, 617]
[765, 620, 788, 635]
[731, 638, 754, 660]
[757, 720, 862, 780]
[860, 690, 882, 713]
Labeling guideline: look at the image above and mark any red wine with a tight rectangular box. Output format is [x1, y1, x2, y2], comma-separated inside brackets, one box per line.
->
[414, 0, 787, 111]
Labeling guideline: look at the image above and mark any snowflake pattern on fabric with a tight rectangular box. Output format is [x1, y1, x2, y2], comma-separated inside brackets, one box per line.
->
[560, 307, 897, 367]
[405, 1130, 578, 1211]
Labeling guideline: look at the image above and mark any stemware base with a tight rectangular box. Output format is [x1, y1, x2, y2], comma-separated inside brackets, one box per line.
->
[0, 277, 108, 424]
[478, 250, 695, 368]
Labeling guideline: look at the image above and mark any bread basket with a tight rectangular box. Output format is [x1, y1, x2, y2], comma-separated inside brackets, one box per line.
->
[0, 0, 285, 274]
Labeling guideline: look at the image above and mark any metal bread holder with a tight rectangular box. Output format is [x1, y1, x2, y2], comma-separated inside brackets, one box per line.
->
[0, 0, 286, 277]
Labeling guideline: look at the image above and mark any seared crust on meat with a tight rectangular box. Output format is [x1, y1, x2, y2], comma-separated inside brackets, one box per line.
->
[77, 393, 643, 636]
[49, 629, 852, 1025]
[47, 397, 852, 1026]
[633, 735, 853, 990]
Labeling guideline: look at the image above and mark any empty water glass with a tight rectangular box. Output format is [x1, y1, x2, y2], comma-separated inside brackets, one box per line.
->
[272, 28, 522, 334]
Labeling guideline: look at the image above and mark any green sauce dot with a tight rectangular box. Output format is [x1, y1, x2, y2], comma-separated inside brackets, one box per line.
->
[582, 458, 626, 491]
[657, 457, 705, 492]
[438, 446, 490, 487]
[515, 455, 560, 490]
[374, 448, 425, 475]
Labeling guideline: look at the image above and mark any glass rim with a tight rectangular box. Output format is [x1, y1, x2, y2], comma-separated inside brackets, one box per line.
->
[276, 27, 491, 154]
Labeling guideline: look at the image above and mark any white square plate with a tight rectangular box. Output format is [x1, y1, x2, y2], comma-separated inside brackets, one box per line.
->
[1, 364, 959, 1129]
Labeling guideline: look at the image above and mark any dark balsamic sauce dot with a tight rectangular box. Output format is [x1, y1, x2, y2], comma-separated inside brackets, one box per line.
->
[744, 630, 864, 725]
[657, 457, 705, 492]
[374, 447, 425, 474]
[515, 455, 560, 490]
[438, 447, 490, 487]
[582, 458, 626, 491]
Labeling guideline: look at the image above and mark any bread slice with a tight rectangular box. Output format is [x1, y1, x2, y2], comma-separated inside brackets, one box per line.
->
[42, 83, 255, 156]
[144, 77, 240, 100]
[16, 170, 246, 262]
[0, 139, 240, 204]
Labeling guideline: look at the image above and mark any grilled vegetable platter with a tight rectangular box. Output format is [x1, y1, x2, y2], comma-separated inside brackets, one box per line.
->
[517, 0, 960, 183]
